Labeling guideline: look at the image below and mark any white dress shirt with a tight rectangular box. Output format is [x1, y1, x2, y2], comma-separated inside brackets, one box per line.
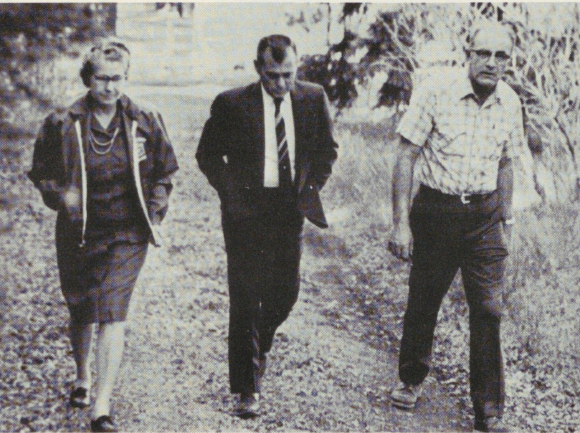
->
[261, 84, 296, 187]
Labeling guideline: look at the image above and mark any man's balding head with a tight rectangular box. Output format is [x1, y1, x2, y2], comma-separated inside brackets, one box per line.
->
[467, 21, 515, 92]
[468, 21, 515, 53]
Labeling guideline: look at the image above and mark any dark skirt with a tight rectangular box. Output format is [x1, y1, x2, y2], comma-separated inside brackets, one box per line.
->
[55, 216, 148, 325]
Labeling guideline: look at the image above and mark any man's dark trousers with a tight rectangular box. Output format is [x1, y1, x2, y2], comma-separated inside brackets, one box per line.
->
[399, 184, 508, 420]
[223, 187, 304, 395]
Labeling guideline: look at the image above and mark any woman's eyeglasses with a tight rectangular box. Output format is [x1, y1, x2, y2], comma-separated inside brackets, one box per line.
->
[90, 41, 131, 55]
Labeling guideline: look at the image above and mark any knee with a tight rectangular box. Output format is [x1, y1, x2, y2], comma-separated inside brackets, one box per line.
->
[281, 290, 300, 317]
[97, 321, 126, 336]
[99, 320, 125, 328]
[403, 300, 440, 324]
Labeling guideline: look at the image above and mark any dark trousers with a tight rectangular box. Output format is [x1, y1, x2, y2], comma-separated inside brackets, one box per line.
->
[222, 189, 304, 395]
[399, 185, 508, 420]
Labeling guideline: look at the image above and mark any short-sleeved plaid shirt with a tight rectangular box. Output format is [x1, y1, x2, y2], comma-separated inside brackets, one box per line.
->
[396, 68, 526, 195]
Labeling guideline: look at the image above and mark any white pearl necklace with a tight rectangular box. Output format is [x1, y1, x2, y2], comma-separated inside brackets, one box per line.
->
[89, 127, 119, 155]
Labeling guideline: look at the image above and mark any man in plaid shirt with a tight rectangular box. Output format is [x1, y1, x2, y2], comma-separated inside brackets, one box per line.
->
[388, 21, 525, 432]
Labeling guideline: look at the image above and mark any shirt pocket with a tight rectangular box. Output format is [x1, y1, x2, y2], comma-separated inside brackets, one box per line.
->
[432, 113, 468, 153]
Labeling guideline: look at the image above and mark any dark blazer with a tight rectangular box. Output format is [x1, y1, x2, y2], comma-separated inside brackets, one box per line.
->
[196, 80, 338, 228]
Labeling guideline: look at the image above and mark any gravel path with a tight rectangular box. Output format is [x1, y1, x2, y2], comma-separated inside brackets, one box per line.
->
[0, 81, 472, 433]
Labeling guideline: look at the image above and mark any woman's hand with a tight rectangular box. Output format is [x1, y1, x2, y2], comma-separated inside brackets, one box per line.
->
[62, 186, 82, 221]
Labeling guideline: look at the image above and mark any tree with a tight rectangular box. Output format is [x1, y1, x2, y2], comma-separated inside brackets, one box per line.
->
[0, 4, 116, 138]
[0, 4, 117, 240]
[295, 3, 580, 202]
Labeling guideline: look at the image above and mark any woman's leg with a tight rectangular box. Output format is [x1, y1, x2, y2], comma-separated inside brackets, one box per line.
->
[92, 321, 126, 418]
[69, 320, 94, 389]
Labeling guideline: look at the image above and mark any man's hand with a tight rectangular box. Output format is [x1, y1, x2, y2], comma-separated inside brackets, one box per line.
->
[149, 224, 165, 247]
[502, 220, 513, 245]
[388, 222, 413, 261]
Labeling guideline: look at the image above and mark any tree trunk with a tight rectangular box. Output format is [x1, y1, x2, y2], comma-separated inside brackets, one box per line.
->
[106, 4, 117, 35]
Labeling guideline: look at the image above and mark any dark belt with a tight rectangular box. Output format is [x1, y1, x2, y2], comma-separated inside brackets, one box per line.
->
[419, 184, 494, 204]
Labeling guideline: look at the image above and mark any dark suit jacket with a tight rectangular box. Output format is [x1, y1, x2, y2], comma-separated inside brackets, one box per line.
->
[196, 80, 338, 228]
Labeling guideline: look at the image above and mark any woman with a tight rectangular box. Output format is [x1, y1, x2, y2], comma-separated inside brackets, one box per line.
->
[28, 38, 178, 432]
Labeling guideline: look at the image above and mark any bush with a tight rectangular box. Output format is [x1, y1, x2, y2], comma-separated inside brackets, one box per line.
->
[0, 4, 116, 138]
[0, 4, 117, 236]
[294, 3, 580, 203]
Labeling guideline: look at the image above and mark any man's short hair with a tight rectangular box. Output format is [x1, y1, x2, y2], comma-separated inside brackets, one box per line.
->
[80, 37, 131, 87]
[467, 21, 516, 52]
[256, 34, 297, 66]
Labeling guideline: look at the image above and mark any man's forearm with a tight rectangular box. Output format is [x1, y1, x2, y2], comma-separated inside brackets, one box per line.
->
[497, 155, 514, 221]
[393, 136, 420, 225]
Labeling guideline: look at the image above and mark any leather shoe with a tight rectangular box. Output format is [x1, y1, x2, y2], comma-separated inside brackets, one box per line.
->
[474, 417, 510, 432]
[90, 415, 118, 432]
[69, 387, 89, 409]
[390, 381, 423, 410]
[233, 393, 260, 419]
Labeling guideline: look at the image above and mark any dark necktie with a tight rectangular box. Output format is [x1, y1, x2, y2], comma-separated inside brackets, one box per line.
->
[274, 97, 292, 189]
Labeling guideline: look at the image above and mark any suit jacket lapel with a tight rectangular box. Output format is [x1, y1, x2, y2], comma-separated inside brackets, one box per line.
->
[291, 86, 307, 161]
[245, 83, 265, 181]
[69, 95, 90, 185]
[291, 85, 309, 193]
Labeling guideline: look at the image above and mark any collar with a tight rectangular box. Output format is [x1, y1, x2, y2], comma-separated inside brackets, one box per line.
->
[89, 104, 121, 133]
[454, 68, 503, 107]
[260, 83, 291, 105]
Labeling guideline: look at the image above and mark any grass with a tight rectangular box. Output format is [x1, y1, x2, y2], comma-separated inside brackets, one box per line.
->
[323, 125, 580, 430]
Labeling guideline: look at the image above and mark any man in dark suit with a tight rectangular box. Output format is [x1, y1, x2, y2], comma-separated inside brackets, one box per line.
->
[196, 34, 338, 418]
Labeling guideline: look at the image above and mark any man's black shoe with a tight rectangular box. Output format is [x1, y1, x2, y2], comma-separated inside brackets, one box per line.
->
[233, 393, 260, 419]
[474, 417, 510, 432]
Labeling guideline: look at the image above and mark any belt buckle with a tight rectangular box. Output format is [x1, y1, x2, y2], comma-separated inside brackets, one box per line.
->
[460, 192, 471, 204]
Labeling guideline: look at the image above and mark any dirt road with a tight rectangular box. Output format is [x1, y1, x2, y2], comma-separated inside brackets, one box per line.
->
[0, 8, 482, 431]
[0, 81, 474, 432]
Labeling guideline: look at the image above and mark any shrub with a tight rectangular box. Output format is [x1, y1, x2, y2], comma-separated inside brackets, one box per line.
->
[293, 3, 580, 203]
[0, 4, 116, 139]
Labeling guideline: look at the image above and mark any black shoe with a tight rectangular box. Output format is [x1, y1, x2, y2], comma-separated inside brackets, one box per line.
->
[90, 415, 118, 432]
[233, 393, 260, 419]
[69, 387, 89, 409]
[474, 417, 510, 432]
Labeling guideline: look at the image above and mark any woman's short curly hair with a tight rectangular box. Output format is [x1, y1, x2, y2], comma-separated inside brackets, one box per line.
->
[80, 37, 131, 87]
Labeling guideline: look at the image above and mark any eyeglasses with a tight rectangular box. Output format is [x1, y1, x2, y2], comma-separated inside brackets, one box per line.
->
[107, 41, 130, 54]
[93, 75, 124, 83]
[470, 49, 511, 63]
[90, 41, 131, 55]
